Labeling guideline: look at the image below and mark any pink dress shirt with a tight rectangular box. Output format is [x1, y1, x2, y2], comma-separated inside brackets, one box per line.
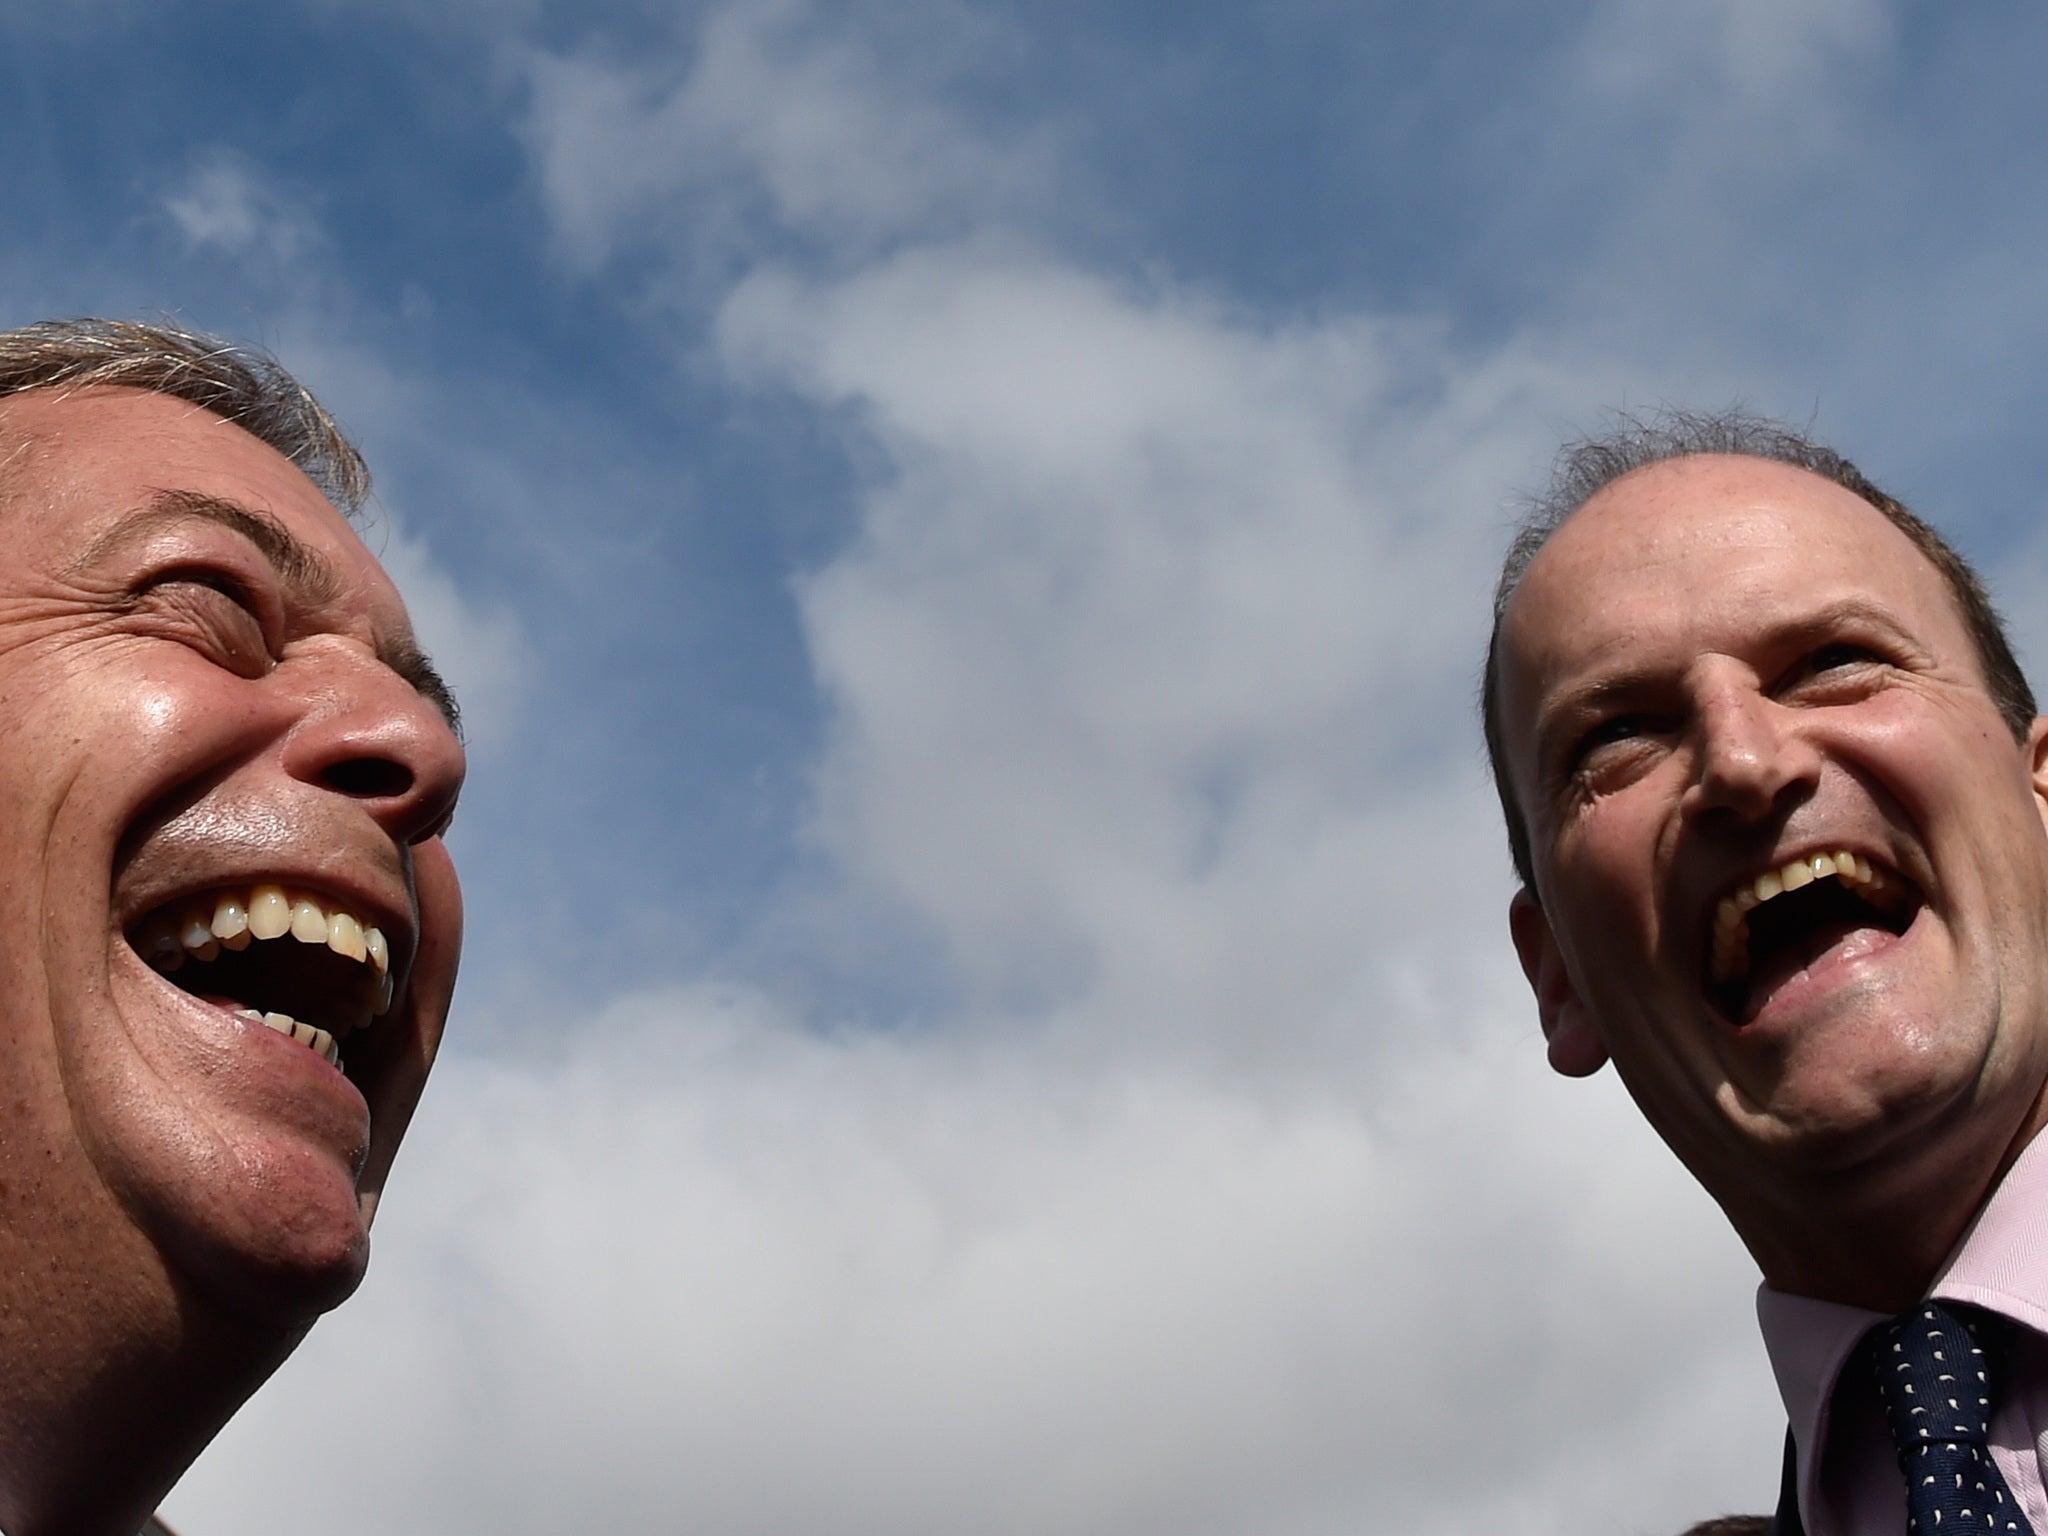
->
[1758, 1131, 2048, 1535]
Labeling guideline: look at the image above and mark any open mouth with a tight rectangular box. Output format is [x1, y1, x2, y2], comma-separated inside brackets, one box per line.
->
[1706, 850, 1921, 1022]
[128, 884, 395, 1073]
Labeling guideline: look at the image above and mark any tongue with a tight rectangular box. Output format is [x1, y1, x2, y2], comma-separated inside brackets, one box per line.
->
[1741, 919, 1894, 1022]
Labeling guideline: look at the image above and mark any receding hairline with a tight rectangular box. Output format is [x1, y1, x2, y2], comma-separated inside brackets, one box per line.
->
[1509, 451, 1931, 605]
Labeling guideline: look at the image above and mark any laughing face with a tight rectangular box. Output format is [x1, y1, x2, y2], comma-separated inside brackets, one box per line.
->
[1497, 455, 2048, 1244]
[0, 386, 464, 1324]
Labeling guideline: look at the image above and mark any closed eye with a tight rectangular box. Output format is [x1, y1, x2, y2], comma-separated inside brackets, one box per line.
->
[1780, 641, 1889, 700]
[131, 570, 277, 677]
[155, 566, 261, 610]
[1807, 642, 1881, 673]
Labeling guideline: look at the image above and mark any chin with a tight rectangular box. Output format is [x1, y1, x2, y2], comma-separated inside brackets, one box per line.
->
[1728, 1063, 1984, 1178]
[95, 1104, 383, 1333]
[160, 1199, 374, 1332]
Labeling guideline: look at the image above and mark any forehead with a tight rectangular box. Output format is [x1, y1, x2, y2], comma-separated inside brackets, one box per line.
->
[1507, 454, 1967, 663]
[1498, 455, 1976, 754]
[0, 385, 397, 612]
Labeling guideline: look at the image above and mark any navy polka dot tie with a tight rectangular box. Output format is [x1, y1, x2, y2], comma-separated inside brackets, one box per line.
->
[1873, 1302, 2035, 1535]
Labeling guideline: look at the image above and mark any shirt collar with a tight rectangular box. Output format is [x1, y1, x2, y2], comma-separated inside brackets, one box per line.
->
[1929, 1127, 2048, 1330]
[1756, 1127, 2048, 1528]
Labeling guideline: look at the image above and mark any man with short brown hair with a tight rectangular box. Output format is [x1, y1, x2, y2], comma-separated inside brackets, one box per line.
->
[0, 319, 466, 1534]
[1490, 412, 2048, 1535]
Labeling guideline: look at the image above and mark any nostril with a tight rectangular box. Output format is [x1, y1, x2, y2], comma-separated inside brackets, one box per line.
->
[321, 758, 416, 800]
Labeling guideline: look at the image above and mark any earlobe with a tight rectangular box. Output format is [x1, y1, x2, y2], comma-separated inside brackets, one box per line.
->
[1509, 888, 1609, 1078]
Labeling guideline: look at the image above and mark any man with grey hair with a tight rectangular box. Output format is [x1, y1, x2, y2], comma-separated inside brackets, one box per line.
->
[1488, 411, 2048, 1535]
[0, 319, 466, 1534]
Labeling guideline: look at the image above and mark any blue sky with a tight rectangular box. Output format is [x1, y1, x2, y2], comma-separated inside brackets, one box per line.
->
[10, 2, 2048, 1531]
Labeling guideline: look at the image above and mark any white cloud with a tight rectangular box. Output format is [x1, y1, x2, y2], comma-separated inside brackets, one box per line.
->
[1564, 0, 1884, 134]
[517, 0, 1065, 271]
[368, 518, 529, 751]
[1576, 0, 1891, 108]
[215, 325, 535, 751]
[162, 150, 318, 264]
[1515, 0, 1906, 382]
[168, 981, 1777, 1536]
[719, 245, 1576, 1070]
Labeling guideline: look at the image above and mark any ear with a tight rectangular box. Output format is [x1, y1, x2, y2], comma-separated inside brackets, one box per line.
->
[1509, 887, 1608, 1078]
[2030, 717, 2048, 837]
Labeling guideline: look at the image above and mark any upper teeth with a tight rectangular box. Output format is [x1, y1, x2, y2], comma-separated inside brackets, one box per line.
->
[1709, 851, 1898, 985]
[135, 883, 396, 1046]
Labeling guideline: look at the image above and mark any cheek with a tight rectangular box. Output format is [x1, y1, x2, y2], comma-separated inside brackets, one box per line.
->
[1837, 700, 2023, 815]
[6, 653, 249, 756]
[134, 688, 181, 734]
[0, 671, 274, 850]
[121, 658, 253, 724]
[1557, 799, 1664, 914]
[96, 669, 272, 773]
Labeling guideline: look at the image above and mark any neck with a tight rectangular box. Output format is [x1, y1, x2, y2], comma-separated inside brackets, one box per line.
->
[1748, 1204, 1965, 1313]
[1736, 1096, 2048, 1313]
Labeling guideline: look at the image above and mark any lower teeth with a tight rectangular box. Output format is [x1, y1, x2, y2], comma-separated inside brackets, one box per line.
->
[237, 1007, 339, 1065]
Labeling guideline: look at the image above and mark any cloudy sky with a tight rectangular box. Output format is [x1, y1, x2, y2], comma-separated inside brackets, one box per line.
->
[10, 2, 2048, 1531]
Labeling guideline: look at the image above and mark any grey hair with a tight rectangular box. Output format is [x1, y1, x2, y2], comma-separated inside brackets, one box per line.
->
[0, 317, 369, 513]
[1482, 407, 2035, 894]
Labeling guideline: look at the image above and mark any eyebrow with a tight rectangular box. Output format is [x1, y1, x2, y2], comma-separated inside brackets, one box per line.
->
[1534, 597, 1921, 752]
[383, 632, 463, 741]
[74, 489, 463, 737]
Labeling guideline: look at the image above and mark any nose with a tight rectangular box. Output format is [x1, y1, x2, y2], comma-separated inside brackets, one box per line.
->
[281, 645, 467, 845]
[1681, 678, 1818, 825]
